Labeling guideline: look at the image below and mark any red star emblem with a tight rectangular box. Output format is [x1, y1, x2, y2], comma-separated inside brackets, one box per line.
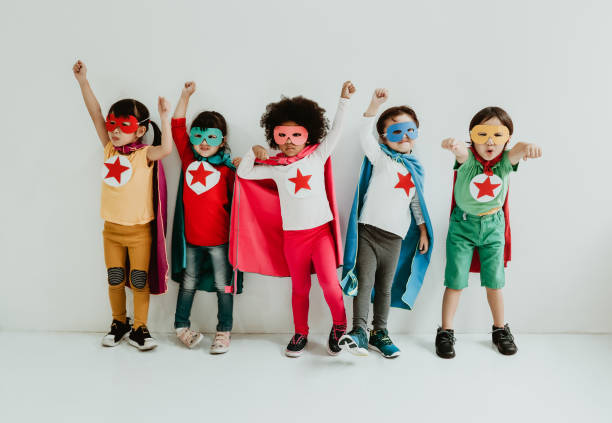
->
[288, 169, 312, 193]
[189, 163, 214, 187]
[473, 176, 501, 199]
[104, 157, 130, 184]
[394, 172, 415, 196]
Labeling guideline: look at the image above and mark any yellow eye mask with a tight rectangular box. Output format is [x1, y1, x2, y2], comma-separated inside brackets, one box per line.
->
[470, 125, 510, 145]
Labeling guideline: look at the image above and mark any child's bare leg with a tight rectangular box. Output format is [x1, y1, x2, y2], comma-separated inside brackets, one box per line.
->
[486, 287, 505, 327]
[442, 288, 462, 329]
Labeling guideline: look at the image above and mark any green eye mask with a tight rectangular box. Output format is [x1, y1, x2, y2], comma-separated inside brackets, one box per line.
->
[189, 127, 223, 147]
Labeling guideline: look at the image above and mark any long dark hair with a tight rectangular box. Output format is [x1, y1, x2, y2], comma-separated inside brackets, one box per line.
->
[108, 99, 161, 146]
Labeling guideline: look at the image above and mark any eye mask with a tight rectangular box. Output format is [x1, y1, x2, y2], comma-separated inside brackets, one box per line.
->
[385, 122, 418, 142]
[189, 127, 224, 147]
[470, 125, 510, 145]
[273, 126, 309, 145]
[105, 113, 148, 134]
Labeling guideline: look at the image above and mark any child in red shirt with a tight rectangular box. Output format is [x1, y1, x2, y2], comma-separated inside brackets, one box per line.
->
[171, 82, 241, 354]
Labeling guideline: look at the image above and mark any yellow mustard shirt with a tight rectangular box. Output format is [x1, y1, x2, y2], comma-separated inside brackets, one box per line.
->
[100, 141, 154, 225]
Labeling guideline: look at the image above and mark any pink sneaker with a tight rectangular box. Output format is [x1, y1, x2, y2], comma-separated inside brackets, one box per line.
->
[176, 327, 203, 349]
[210, 331, 231, 354]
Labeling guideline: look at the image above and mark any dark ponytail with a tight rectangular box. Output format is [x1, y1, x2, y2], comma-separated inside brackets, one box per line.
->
[108, 98, 161, 146]
[149, 121, 162, 146]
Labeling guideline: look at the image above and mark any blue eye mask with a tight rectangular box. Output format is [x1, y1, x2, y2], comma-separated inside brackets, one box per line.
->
[189, 127, 224, 147]
[385, 122, 418, 142]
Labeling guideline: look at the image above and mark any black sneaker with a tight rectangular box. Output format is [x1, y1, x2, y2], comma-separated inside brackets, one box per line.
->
[327, 323, 347, 356]
[128, 325, 158, 351]
[435, 327, 456, 359]
[492, 324, 518, 355]
[285, 334, 308, 357]
[101, 318, 132, 347]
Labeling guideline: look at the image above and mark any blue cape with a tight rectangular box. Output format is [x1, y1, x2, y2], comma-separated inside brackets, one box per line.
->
[341, 144, 434, 310]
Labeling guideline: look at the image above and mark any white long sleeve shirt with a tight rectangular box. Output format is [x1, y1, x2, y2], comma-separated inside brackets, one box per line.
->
[358, 116, 424, 238]
[237, 98, 349, 231]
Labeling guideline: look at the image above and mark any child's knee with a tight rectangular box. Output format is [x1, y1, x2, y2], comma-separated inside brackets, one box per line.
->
[130, 269, 148, 290]
[107, 267, 125, 286]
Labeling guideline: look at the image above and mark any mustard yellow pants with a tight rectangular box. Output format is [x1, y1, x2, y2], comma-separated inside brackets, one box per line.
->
[103, 221, 151, 329]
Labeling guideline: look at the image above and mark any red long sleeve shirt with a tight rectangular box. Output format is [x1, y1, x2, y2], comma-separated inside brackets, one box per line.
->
[172, 118, 235, 247]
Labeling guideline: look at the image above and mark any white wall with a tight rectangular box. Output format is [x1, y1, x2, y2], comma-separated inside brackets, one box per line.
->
[1, 0, 611, 334]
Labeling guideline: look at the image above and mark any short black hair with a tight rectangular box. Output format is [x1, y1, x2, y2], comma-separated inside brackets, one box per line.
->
[376, 106, 420, 136]
[260, 96, 329, 149]
[469, 106, 514, 135]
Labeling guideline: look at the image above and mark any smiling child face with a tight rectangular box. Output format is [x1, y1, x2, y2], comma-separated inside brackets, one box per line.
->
[381, 113, 416, 154]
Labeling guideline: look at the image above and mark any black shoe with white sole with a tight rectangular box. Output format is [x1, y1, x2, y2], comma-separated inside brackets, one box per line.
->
[435, 327, 456, 359]
[285, 334, 307, 357]
[128, 325, 158, 351]
[327, 324, 347, 356]
[492, 324, 518, 355]
[101, 318, 132, 347]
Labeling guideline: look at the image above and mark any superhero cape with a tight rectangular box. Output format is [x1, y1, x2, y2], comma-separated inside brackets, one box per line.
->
[229, 147, 342, 277]
[450, 148, 512, 272]
[171, 160, 243, 294]
[341, 145, 434, 310]
[117, 143, 168, 295]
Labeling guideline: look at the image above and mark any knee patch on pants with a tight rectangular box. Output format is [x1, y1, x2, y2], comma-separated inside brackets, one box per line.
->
[130, 270, 147, 289]
[107, 267, 125, 286]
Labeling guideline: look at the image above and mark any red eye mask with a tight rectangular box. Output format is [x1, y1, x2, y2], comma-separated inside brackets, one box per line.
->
[273, 126, 309, 145]
[105, 113, 147, 134]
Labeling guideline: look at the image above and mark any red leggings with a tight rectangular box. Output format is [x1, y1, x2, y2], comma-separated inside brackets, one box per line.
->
[283, 224, 347, 335]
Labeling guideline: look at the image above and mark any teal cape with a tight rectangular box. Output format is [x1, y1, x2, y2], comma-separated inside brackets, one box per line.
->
[171, 151, 243, 293]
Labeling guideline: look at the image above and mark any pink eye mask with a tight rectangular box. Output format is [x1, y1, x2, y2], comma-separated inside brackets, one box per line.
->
[273, 126, 309, 145]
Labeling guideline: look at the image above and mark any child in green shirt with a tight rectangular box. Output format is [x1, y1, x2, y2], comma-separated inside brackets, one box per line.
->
[435, 106, 542, 359]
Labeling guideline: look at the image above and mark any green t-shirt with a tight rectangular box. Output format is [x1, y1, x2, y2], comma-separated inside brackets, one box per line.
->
[454, 150, 518, 216]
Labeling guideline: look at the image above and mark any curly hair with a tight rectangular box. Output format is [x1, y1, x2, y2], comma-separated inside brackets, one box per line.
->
[260, 96, 329, 149]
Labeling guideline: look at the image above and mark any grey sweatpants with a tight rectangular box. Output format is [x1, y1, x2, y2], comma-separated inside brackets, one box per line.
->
[353, 223, 403, 331]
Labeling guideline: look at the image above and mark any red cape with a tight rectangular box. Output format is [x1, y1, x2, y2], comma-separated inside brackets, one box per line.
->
[450, 173, 511, 273]
[229, 158, 342, 277]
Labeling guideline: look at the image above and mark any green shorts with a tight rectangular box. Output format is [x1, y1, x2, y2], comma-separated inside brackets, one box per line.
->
[444, 207, 506, 290]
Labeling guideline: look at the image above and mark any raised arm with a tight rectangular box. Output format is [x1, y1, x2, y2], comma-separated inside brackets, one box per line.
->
[360, 88, 389, 164]
[236, 146, 275, 180]
[171, 82, 197, 164]
[146, 97, 173, 162]
[72, 60, 110, 147]
[507, 142, 542, 165]
[441, 138, 469, 164]
[316, 80, 356, 158]
[173, 81, 195, 119]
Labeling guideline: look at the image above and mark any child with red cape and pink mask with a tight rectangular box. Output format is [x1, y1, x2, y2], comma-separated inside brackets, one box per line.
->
[231, 81, 356, 357]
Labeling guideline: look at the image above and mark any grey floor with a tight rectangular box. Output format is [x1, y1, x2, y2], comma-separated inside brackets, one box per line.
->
[1, 331, 611, 423]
